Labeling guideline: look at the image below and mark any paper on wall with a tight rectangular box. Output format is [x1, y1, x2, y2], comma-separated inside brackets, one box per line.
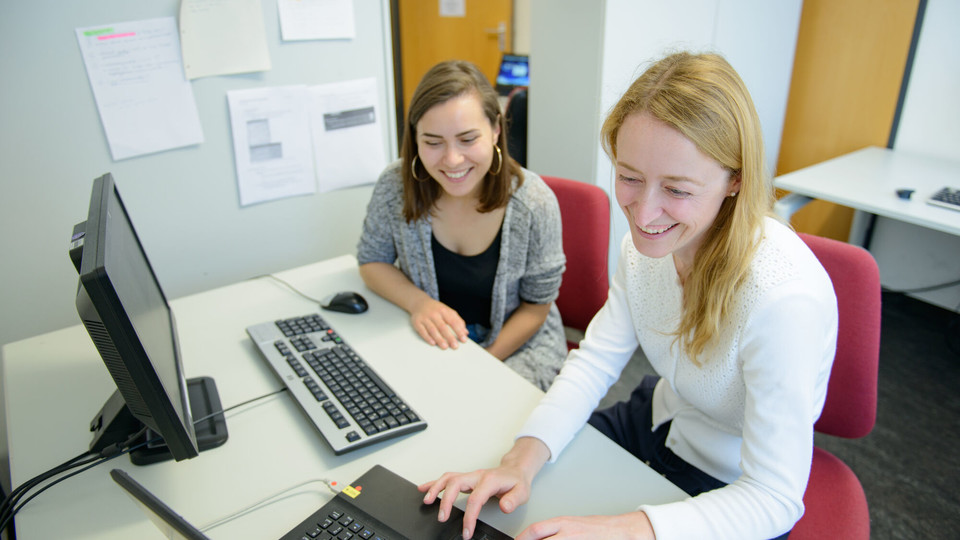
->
[75, 17, 204, 161]
[227, 86, 317, 206]
[180, 0, 271, 79]
[308, 78, 387, 193]
[278, 0, 356, 41]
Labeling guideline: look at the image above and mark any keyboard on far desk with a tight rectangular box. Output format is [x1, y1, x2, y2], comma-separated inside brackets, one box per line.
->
[246, 313, 426, 455]
[927, 186, 960, 212]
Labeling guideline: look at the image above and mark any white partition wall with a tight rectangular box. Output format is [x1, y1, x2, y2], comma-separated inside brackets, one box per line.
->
[871, 0, 960, 312]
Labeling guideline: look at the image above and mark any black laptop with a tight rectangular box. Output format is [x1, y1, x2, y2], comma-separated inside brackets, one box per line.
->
[111, 465, 512, 540]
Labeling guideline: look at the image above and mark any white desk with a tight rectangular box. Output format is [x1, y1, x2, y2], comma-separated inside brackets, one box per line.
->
[2, 256, 686, 539]
[773, 146, 960, 244]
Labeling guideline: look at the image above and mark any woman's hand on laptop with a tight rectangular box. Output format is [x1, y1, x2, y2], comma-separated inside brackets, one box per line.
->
[418, 437, 551, 539]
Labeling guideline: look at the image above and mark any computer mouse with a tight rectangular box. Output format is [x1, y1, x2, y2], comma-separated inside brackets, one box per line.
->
[321, 291, 369, 314]
[896, 188, 915, 200]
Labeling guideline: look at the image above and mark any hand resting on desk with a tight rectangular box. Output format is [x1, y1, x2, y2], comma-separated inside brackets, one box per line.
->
[358, 261, 469, 350]
[409, 294, 470, 350]
[418, 437, 656, 540]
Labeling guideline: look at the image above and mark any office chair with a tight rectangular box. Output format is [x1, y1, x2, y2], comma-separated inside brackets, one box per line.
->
[504, 87, 528, 167]
[541, 176, 611, 350]
[789, 233, 881, 540]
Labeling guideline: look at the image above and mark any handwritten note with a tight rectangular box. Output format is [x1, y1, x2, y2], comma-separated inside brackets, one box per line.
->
[76, 17, 203, 161]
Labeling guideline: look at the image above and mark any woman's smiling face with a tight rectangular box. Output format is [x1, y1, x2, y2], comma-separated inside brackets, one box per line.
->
[614, 112, 739, 273]
[415, 92, 500, 200]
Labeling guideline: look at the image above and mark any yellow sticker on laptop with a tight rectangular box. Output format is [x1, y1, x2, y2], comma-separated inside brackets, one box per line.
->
[342, 485, 361, 498]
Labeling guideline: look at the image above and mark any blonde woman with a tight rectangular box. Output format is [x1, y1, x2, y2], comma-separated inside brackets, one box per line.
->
[420, 52, 838, 540]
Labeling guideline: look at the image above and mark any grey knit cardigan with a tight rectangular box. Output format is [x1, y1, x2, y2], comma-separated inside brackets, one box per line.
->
[356, 161, 567, 390]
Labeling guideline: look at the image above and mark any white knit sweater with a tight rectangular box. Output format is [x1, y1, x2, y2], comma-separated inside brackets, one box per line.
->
[517, 218, 838, 539]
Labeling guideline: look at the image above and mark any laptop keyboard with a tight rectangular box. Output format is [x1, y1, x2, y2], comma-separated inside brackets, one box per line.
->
[279, 465, 513, 540]
[247, 313, 426, 455]
[302, 506, 386, 540]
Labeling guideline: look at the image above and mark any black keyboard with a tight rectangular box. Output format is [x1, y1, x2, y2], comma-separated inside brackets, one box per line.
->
[279, 465, 513, 540]
[927, 186, 960, 212]
[283, 501, 509, 540]
[247, 314, 427, 455]
[300, 506, 387, 540]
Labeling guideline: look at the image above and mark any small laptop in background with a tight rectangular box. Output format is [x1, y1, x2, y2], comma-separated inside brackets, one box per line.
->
[111, 465, 513, 540]
[495, 54, 529, 96]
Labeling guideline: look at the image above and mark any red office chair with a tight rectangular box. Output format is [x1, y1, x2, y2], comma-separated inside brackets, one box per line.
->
[542, 176, 611, 350]
[790, 233, 881, 540]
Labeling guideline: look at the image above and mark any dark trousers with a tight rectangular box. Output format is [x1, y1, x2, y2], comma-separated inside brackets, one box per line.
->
[588, 375, 791, 540]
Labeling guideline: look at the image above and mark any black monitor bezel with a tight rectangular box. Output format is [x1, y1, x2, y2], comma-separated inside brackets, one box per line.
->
[75, 173, 199, 462]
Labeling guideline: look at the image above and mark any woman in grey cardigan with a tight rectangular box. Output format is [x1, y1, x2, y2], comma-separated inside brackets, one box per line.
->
[356, 61, 566, 391]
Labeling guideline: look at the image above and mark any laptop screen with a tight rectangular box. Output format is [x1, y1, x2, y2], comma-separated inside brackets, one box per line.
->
[111, 465, 514, 540]
[111, 469, 209, 540]
[495, 54, 529, 96]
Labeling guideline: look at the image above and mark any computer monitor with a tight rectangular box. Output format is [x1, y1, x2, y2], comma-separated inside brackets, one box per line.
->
[71, 173, 227, 465]
[495, 53, 529, 96]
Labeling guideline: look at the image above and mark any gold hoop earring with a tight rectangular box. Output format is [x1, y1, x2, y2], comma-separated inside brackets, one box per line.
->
[490, 145, 503, 175]
[411, 155, 428, 181]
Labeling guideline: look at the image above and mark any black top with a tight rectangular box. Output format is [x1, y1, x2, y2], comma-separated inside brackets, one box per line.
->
[432, 227, 502, 326]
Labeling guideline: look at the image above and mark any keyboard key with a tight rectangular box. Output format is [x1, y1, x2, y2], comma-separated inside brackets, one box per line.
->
[928, 186, 960, 212]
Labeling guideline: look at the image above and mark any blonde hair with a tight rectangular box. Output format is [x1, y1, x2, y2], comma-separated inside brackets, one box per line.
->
[601, 51, 776, 364]
[400, 60, 522, 221]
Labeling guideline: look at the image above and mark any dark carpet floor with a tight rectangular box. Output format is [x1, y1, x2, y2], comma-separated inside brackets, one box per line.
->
[599, 291, 960, 539]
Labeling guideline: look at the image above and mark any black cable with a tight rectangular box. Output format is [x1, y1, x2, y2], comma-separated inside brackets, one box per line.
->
[193, 387, 288, 427]
[0, 428, 148, 532]
[0, 453, 102, 530]
[882, 277, 960, 294]
[0, 388, 287, 533]
[0, 450, 96, 527]
[0, 482, 7, 540]
[0, 432, 156, 533]
[254, 274, 323, 304]
[1, 383, 287, 536]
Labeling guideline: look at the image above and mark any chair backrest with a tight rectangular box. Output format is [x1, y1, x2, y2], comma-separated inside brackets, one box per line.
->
[504, 87, 528, 167]
[799, 233, 881, 439]
[542, 176, 611, 338]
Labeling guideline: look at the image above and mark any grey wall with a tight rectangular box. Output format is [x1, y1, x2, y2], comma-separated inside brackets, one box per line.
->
[0, 0, 395, 496]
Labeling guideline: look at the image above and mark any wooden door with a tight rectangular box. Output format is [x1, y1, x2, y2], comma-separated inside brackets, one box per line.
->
[396, 0, 512, 115]
[776, 0, 920, 239]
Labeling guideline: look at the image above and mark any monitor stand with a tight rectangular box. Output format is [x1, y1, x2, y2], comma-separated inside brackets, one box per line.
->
[89, 376, 229, 466]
